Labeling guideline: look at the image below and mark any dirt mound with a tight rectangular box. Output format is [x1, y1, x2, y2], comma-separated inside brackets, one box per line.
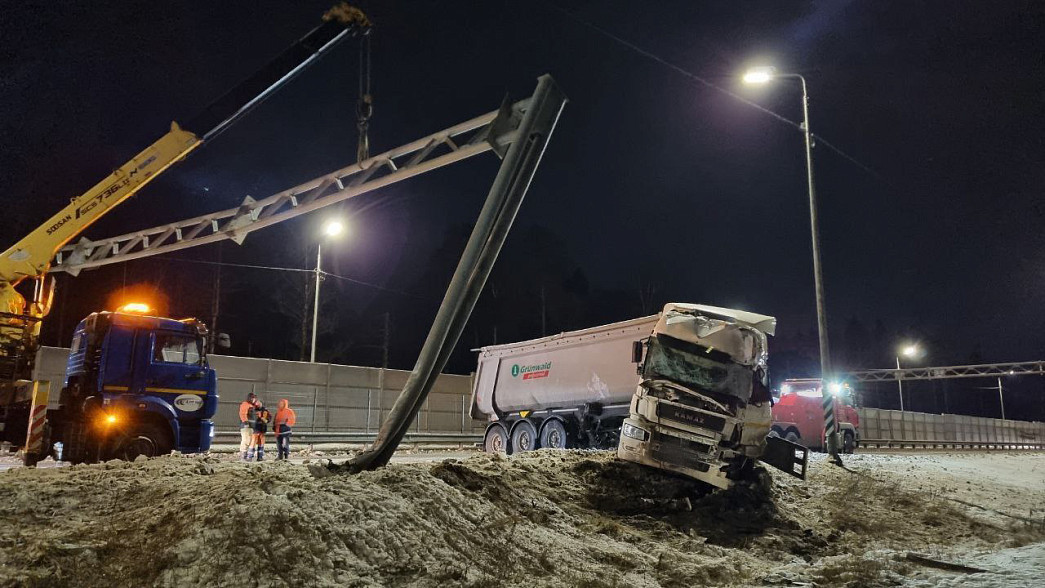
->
[0, 451, 1039, 587]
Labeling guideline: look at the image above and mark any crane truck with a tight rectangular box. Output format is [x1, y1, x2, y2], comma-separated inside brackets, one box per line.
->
[0, 4, 371, 464]
[771, 378, 860, 453]
[471, 303, 808, 489]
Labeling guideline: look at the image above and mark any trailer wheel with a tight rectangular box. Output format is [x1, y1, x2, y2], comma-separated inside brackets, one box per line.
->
[768, 426, 783, 438]
[115, 423, 172, 461]
[484, 423, 510, 454]
[784, 428, 801, 444]
[539, 419, 568, 449]
[510, 420, 538, 453]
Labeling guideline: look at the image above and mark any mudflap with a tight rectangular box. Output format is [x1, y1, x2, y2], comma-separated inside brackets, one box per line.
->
[760, 435, 808, 480]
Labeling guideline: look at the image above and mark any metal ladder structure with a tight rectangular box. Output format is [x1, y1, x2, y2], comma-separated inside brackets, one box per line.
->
[52, 84, 545, 275]
[846, 360, 1045, 382]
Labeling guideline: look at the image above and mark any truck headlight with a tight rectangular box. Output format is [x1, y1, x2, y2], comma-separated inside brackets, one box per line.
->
[622, 423, 649, 441]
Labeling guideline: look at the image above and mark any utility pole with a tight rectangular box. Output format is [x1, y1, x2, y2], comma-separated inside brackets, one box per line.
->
[742, 67, 839, 463]
[310, 243, 323, 363]
[208, 243, 222, 353]
[895, 356, 905, 411]
[997, 377, 1005, 420]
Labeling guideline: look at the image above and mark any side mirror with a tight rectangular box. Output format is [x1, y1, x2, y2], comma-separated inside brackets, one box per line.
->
[216, 333, 231, 349]
[631, 340, 644, 364]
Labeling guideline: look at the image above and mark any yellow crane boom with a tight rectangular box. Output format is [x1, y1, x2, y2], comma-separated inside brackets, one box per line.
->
[0, 3, 368, 377]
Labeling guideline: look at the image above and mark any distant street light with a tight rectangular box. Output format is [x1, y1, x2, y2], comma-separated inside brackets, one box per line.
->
[743, 65, 839, 459]
[895, 343, 921, 411]
[311, 219, 347, 363]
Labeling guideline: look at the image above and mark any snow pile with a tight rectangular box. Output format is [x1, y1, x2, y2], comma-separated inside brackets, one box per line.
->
[0, 451, 1041, 587]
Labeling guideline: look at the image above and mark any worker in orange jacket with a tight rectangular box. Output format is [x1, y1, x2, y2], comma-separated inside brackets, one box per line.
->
[238, 392, 259, 460]
[274, 398, 297, 460]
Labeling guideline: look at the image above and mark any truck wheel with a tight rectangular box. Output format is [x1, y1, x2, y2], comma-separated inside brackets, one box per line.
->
[768, 426, 783, 438]
[115, 423, 172, 461]
[510, 420, 538, 453]
[784, 428, 801, 444]
[484, 423, 510, 454]
[843, 431, 856, 454]
[539, 419, 568, 449]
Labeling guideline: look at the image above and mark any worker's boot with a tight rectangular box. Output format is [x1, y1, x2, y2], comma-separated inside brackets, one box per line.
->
[240, 451, 248, 461]
[256, 446, 265, 461]
[246, 448, 254, 461]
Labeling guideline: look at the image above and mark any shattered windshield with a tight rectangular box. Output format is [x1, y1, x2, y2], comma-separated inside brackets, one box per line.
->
[641, 334, 755, 401]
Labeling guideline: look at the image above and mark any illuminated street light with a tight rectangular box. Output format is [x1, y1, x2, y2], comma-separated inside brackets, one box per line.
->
[895, 343, 923, 412]
[311, 219, 347, 362]
[743, 64, 839, 461]
[324, 220, 345, 237]
[742, 66, 776, 85]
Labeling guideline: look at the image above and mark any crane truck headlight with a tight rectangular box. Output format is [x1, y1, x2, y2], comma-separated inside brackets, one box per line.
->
[103, 413, 118, 426]
[622, 422, 649, 441]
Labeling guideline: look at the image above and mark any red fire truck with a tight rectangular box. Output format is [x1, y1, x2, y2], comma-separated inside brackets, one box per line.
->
[770, 378, 860, 453]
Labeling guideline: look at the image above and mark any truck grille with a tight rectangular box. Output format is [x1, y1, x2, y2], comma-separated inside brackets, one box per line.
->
[650, 432, 712, 472]
[655, 402, 726, 433]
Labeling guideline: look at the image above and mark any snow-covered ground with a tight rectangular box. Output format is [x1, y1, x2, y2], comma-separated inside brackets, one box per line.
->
[0, 450, 1041, 586]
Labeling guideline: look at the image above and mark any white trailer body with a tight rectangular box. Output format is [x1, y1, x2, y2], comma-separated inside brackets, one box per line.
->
[472, 315, 656, 415]
[470, 316, 655, 452]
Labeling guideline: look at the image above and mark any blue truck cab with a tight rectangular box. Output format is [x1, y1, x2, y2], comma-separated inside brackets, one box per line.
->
[52, 310, 218, 463]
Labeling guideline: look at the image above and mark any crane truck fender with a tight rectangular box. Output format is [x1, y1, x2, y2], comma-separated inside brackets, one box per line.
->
[115, 395, 180, 448]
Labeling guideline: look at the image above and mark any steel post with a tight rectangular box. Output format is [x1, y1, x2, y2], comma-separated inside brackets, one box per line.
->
[310, 243, 322, 363]
[896, 356, 905, 411]
[345, 75, 567, 472]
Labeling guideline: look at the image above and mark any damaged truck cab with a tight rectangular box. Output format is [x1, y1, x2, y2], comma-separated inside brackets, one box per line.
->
[42, 310, 218, 464]
[617, 304, 783, 489]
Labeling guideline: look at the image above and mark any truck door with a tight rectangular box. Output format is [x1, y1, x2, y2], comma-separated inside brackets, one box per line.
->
[144, 330, 209, 402]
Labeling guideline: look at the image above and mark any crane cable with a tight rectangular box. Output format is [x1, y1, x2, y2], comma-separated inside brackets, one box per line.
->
[356, 33, 373, 163]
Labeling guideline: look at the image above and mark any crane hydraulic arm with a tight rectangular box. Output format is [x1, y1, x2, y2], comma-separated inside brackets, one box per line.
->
[0, 4, 369, 352]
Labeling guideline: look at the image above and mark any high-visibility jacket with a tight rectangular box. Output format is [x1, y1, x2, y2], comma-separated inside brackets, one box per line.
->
[238, 401, 256, 426]
[275, 399, 297, 434]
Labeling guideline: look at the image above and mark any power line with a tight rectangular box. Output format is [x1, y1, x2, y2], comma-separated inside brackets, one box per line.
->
[542, 1, 886, 183]
[155, 256, 423, 298]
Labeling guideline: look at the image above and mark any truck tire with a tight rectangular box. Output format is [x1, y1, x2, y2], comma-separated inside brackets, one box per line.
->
[510, 420, 538, 453]
[843, 431, 856, 454]
[114, 423, 173, 461]
[784, 428, 801, 444]
[768, 425, 784, 438]
[484, 423, 510, 454]
[539, 418, 568, 449]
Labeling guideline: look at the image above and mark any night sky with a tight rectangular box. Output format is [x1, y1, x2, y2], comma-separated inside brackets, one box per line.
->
[2, 2, 1043, 415]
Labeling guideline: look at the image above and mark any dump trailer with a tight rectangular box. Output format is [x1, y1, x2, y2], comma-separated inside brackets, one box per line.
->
[22, 308, 219, 465]
[471, 303, 808, 488]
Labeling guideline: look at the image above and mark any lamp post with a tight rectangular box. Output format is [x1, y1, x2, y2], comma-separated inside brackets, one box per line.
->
[310, 220, 344, 363]
[743, 66, 839, 460]
[895, 344, 919, 412]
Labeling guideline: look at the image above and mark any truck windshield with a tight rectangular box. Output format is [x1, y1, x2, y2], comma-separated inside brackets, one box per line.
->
[641, 335, 751, 398]
[153, 333, 203, 366]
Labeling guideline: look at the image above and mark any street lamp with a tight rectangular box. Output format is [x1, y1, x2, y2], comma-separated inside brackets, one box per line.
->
[895, 344, 920, 411]
[310, 219, 346, 362]
[743, 65, 838, 459]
